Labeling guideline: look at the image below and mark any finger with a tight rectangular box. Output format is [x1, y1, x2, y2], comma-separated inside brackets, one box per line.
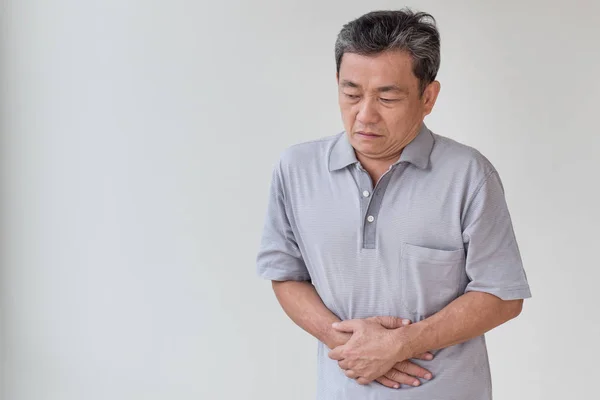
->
[413, 352, 434, 361]
[344, 369, 358, 379]
[384, 368, 422, 387]
[356, 377, 371, 385]
[338, 360, 350, 370]
[332, 320, 361, 333]
[375, 376, 402, 389]
[394, 360, 433, 380]
[369, 316, 412, 329]
[328, 346, 345, 361]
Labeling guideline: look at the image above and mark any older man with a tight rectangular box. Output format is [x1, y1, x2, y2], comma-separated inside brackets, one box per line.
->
[256, 9, 531, 400]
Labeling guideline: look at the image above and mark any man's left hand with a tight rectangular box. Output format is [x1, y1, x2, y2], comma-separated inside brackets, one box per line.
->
[327, 318, 407, 384]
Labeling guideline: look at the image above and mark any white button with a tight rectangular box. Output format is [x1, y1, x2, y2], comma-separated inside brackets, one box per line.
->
[362, 190, 370, 197]
[367, 215, 375, 223]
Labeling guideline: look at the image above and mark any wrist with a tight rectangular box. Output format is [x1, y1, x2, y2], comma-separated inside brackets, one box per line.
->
[392, 323, 419, 361]
[319, 319, 352, 350]
[322, 328, 351, 350]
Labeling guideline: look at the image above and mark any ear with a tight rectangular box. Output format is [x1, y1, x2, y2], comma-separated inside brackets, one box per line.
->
[336, 71, 339, 83]
[422, 80, 441, 117]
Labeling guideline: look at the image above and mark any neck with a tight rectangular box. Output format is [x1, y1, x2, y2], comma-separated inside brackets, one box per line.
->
[356, 151, 402, 186]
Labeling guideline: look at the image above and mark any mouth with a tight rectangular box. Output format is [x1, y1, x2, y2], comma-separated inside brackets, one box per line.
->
[356, 131, 382, 138]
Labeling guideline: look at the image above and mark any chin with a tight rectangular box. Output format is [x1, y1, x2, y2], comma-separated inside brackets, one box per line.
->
[353, 141, 381, 154]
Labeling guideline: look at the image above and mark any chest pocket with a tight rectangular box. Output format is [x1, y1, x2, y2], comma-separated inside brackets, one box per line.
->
[401, 242, 465, 318]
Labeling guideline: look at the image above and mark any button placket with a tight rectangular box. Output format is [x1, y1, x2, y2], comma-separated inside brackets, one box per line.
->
[361, 166, 396, 249]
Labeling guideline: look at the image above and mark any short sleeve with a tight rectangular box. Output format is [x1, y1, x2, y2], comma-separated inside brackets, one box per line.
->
[256, 159, 311, 281]
[462, 170, 531, 300]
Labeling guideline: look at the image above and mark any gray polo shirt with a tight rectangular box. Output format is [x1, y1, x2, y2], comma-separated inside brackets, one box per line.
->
[256, 122, 531, 400]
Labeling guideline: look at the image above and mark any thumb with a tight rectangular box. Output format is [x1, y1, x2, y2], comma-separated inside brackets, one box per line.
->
[371, 316, 411, 329]
[331, 319, 362, 333]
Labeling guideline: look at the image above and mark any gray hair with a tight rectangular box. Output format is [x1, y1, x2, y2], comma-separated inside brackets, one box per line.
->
[334, 9, 441, 96]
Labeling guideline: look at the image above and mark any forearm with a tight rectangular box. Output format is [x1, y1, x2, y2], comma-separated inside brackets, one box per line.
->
[396, 291, 523, 360]
[271, 280, 350, 349]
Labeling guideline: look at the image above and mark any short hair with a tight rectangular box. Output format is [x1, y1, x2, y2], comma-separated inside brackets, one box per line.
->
[335, 9, 441, 96]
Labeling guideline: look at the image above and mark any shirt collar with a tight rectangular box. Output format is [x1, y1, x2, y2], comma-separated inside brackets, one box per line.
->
[328, 122, 434, 172]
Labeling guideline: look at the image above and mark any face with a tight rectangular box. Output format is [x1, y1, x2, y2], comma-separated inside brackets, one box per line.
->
[336, 50, 440, 163]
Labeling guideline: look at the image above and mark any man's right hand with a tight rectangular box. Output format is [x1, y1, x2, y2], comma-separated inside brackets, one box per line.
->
[367, 316, 434, 389]
[326, 316, 434, 389]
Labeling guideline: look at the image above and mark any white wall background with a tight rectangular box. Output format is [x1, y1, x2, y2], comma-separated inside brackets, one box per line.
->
[1, 0, 598, 399]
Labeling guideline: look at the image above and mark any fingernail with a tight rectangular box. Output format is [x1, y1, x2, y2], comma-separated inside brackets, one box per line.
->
[332, 322, 339, 328]
[424, 373, 432, 380]
[426, 354, 433, 360]
[402, 319, 410, 325]
[412, 380, 420, 387]
[394, 384, 400, 389]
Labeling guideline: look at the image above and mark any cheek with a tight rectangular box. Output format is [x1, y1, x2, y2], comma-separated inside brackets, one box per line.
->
[380, 110, 403, 126]
[382, 103, 412, 123]
[340, 104, 356, 120]
[339, 100, 354, 112]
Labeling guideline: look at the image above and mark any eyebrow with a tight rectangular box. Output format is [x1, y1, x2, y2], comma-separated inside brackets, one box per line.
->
[339, 79, 409, 94]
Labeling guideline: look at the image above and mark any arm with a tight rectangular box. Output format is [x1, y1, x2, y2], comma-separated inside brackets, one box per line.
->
[396, 169, 528, 357]
[271, 280, 349, 349]
[394, 291, 522, 360]
[256, 161, 347, 349]
[274, 280, 435, 388]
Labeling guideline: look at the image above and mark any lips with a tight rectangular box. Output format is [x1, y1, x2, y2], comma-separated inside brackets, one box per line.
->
[356, 131, 381, 137]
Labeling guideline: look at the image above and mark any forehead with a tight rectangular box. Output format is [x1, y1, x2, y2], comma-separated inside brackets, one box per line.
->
[338, 50, 417, 88]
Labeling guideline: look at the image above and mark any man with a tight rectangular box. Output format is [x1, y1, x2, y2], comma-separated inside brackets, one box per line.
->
[256, 9, 531, 400]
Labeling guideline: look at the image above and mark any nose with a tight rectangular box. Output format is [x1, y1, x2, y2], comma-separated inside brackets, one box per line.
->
[355, 97, 380, 125]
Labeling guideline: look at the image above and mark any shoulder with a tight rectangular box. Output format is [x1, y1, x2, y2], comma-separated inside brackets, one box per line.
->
[277, 132, 341, 171]
[430, 131, 497, 184]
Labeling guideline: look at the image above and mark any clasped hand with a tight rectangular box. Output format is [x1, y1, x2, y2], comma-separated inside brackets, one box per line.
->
[327, 316, 433, 389]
